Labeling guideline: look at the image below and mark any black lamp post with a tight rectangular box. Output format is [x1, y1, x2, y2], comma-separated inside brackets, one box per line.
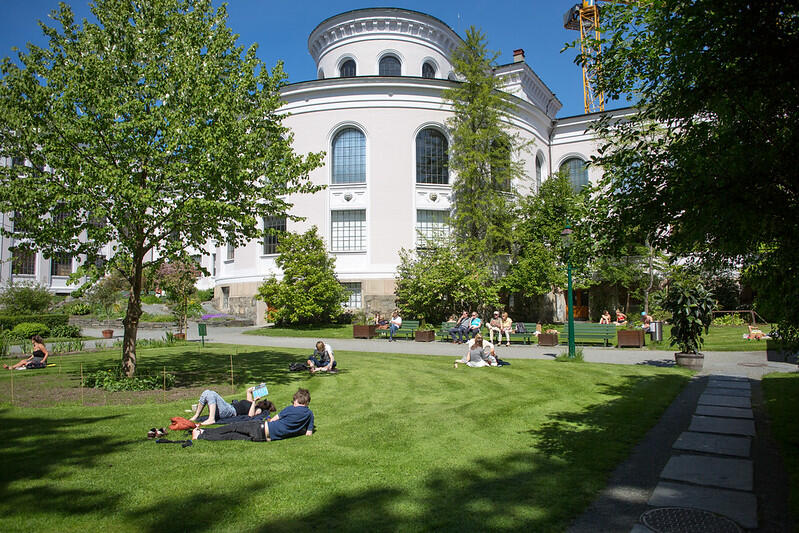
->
[560, 224, 576, 358]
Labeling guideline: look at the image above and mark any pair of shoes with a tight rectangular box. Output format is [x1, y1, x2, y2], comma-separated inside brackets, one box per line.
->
[156, 428, 167, 438]
[147, 428, 158, 439]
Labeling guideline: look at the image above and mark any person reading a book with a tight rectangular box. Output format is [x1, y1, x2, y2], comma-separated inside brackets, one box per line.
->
[189, 386, 276, 426]
[193, 388, 314, 442]
[307, 340, 337, 373]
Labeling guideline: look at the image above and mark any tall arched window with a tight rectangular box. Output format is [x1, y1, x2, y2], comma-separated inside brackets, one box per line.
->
[340, 59, 356, 77]
[379, 55, 401, 76]
[535, 154, 544, 192]
[560, 157, 589, 192]
[416, 128, 449, 184]
[332, 128, 366, 184]
[422, 62, 436, 79]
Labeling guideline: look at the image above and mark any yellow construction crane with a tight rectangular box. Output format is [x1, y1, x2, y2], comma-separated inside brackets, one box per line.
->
[563, 1, 627, 113]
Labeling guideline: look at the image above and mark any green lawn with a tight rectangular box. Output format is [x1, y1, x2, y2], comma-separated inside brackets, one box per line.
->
[763, 372, 799, 521]
[0, 344, 691, 532]
[244, 323, 354, 339]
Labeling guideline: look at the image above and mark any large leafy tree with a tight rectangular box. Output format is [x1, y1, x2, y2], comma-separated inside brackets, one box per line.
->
[581, 0, 799, 334]
[443, 27, 529, 258]
[0, 0, 323, 375]
[256, 227, 348, 326]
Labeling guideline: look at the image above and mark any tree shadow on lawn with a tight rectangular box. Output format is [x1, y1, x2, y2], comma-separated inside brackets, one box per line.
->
[223, 373, 686, 532]
[0, 410, 129, 515]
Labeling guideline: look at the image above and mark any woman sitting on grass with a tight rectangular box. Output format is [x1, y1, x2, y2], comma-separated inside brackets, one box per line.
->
[4, 335, 48, 370]
[454, 334, 497, 368]
[189, 386, 276, 426]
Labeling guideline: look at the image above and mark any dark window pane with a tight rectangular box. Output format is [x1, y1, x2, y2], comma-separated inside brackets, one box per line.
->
[560, 158, 589, 192]
[263, 216, 286, 255]
[50, 253, 72, 276]
[332, 128, 366, 184]
[11, 250, 36, 276]
[379, 56, 401, 76]
[416, 129, 449, 184]
[422, 62, 436, 79]
[340, 59, 356, 77]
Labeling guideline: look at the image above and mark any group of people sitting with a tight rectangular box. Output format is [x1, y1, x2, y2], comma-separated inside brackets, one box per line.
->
[374, 310, 404, 342]
[454, 333, 499, 368]
[599, 309, 628, 325]
[447, 310, 514, 346]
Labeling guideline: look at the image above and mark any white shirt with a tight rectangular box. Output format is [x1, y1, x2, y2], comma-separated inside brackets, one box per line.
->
[390, 315, 402, 327]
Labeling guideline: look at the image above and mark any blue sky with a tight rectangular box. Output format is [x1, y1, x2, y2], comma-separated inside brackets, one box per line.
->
[0, 1, 594, 117]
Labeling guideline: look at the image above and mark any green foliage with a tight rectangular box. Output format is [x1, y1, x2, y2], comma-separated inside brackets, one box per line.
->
[350, 309, 371, 326]
[67, 302, 92, 315]
[662, 282, 715, 354]
[394, 244, 499, 323]
[157, 259, 201, 334]
[53, 339, 85, 353]
[140, 295, 162, 305]
[0, 281, 54, 314]
[197, 288, 214, 302]
[712, 314, 747, 327]
[50, 324, 82, 338]
[10, 322, 51, 340]
[0, 0, 323, 376]
[443, 27, 528, 257]
[84, 364, 174, 391]
[0, 314, 69, 331]
[580, 1, 799, 333]
[504, 173, 591, 300]
[257, 228, 348, 325]
[139, 313, 175, 323]
[86, 274, 126, 319]
[0, 332, 9, 357]
[555, 347, 585, 362]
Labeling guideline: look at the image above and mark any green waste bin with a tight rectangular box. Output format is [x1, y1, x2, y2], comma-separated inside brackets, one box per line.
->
[198, 323, 207, 337]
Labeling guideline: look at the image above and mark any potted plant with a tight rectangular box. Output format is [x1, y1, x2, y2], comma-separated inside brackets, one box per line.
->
[662, 281, 715, 369]
[414, 322, 435, 342]
[617, 316, 645, 348]
[351, 309, 377, 339]
[538, 325, 558, 346]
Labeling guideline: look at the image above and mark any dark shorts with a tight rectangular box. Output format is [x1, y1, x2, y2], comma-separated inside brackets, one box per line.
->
[308, 356, 336, 369]
[26, 357, 46, 369]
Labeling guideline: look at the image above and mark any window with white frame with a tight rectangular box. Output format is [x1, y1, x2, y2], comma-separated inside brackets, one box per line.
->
[50, 253, 72, 276]
[332, 128, 366, 184]
[535, 154, 544, 192]
[560, 157, 589, 192]
[262, 215, 286, 255]
[11, 249, 35, 276]
[416, 210, 451, 245]
[211, 253, 217, 276]
[422, 61, 436, 79]
[226, 241, 235, 261]
[379, 55, 401, 76]
[416, 128, 448, 184]
[340, 59, 356, 77]
[331, 210, 366, 251]
[342, 282, 362, 308]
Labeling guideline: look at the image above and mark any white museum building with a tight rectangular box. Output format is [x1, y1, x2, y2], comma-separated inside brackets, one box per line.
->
[0, 8, 627, 324]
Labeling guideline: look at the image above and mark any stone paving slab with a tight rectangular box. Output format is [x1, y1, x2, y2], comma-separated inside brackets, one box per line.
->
[661, 454, 753, 490]
[695, 405, 754, 419]
[707, 379, 751, 390]
[649, 481, 757, 529]
[673, 431, 751, 457]
[689, 415, 756, 436]
[698, 393, 751, 408]
[708, 375, 750, 382]
[704, 386, 751, 397]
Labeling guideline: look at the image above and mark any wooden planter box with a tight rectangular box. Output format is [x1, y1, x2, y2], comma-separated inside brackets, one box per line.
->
[675, 352, 704, 370]
[174, 332, 186, 340]
[352, 324, 377, 339]
[415, 330, 435, 342]
[101, 329, 114, 339]
[538, 333, 558, 346]
[617, 329, 645, 348]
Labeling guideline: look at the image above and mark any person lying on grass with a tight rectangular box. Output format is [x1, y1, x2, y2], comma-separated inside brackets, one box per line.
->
[454, 334, 497, 368]
[189, 387, 276, 426]
[4, 335, 48, 370]
[307, 340, 337, 373]
[193, 388, 314, 442]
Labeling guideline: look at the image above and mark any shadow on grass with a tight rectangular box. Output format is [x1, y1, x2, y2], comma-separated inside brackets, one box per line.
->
[0, 409, 128, 514]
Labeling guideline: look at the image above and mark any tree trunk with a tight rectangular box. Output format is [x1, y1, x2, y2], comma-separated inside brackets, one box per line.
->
[122, 254, 144, 377]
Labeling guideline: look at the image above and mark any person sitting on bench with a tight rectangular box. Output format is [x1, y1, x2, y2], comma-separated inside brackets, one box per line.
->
[4, 335, 48, 370]
[193, 388, 314, 442]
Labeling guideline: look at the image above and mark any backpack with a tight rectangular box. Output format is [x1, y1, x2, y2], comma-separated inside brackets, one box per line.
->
[289, 362, 309, 372]
[169, 416, 198, 431]
[515, 322, 527, 333]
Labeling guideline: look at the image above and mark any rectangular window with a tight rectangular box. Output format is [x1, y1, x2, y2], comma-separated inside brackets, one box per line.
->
[416, 210, 451, 245]
[12, 211, 34, 234]
[342, 282, 362, 309]
[50, 253, 72, 276]
[331, 210, 366, 251]
[226, 242, 235, 261]
[11, 250, 36, 276]
[211, 253, 217, 277]
[262, 216, 287, 255]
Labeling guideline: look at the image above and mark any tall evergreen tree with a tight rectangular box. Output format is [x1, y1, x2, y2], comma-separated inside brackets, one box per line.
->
[443, 27, 529, 259]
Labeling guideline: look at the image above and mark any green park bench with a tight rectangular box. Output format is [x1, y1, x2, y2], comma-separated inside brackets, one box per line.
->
[506, 322, 538, 344]
[560, 322, 616, 346]
[377, 320, 419, 340]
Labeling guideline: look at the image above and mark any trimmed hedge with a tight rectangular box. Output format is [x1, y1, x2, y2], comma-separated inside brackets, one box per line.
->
[0, 314, 69, 331]
[11, 322, 50, 339]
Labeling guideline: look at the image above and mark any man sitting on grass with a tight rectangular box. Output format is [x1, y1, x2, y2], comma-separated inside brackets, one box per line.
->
[307, 340, 337, 373]
[193, 388, 314, 442]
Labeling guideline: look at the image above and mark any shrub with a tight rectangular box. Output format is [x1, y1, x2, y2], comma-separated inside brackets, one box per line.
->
[662, 281, 715, 354]
[11, 322, 51, 339]
[0, 281, 54, 314]
[0, 314, 69, 331]
[140, 294, 161, 305]
[712, 313, 746, 327]
[67, 302, 92, 315]
[50, 324, 82, 338]
[197, 288, 214, 302]
[84, 364, 175, 391]
[0, 332, 9, 357]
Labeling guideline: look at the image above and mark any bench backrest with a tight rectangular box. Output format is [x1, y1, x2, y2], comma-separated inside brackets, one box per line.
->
[401, 320, 420, 328]
[564, 323, 615, 335]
